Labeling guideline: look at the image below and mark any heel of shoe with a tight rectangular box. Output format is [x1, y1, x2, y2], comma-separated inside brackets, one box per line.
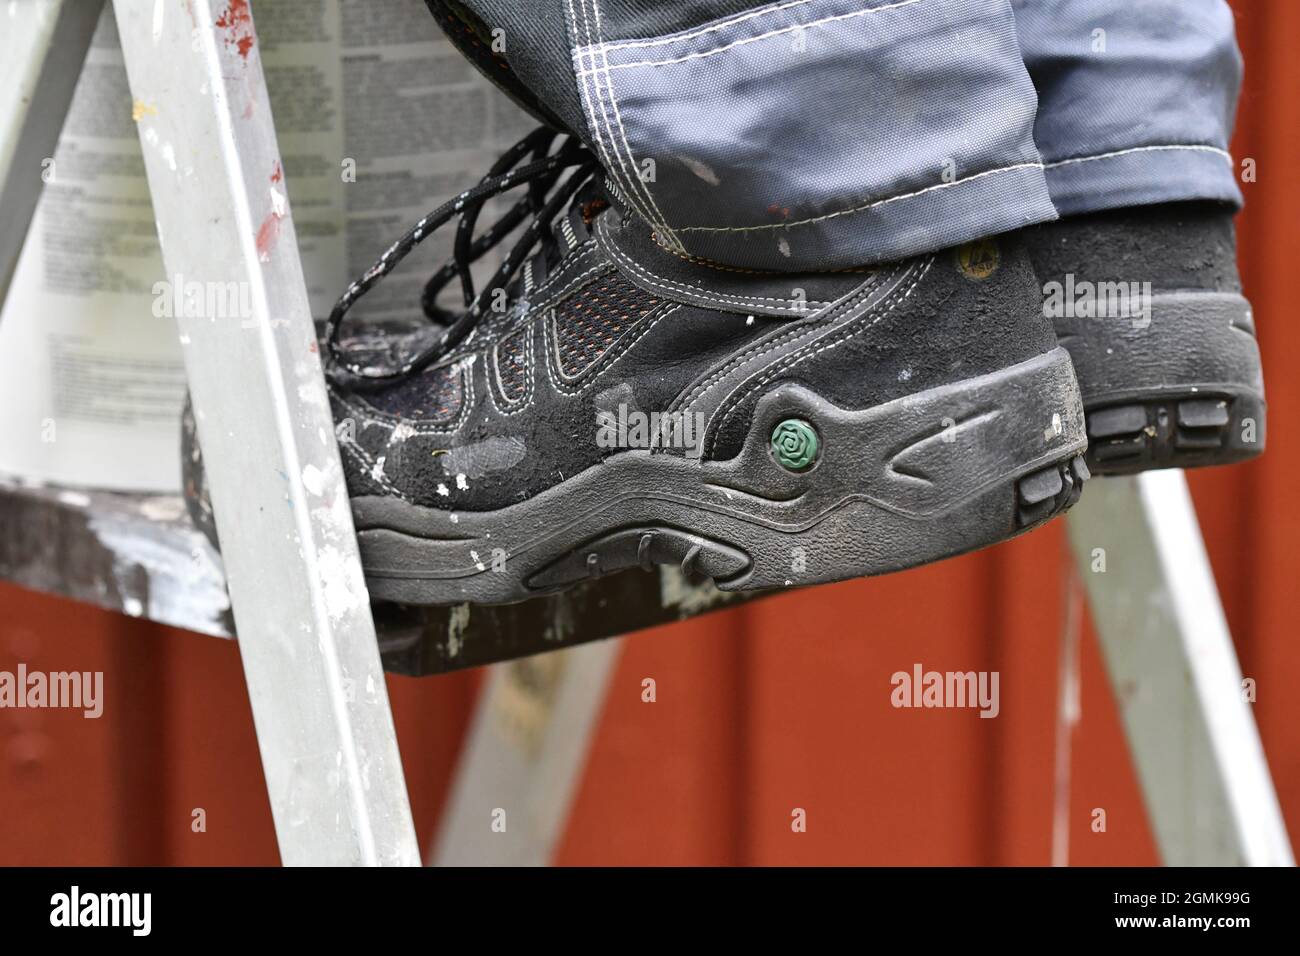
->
[1057, 291, 1266, 473]
[709, 345, 1090, 592]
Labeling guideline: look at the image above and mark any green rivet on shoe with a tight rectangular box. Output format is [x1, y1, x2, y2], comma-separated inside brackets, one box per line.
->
[771, 419, 819, 471]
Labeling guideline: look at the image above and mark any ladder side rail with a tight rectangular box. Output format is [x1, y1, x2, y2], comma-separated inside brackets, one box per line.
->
[0, 0, 104, 309]
[431, 640, 622, 866]
[1067, 472, 1293, 866]
[112, 0, 419, 866]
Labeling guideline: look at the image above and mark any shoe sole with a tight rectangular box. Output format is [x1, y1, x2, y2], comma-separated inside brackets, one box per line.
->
[1056, 291, 1266, 475]
[352, 347, 1088, 606]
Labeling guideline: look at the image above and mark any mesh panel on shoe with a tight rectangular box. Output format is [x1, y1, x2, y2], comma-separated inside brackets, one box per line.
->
[554, 272, 659, 378]
[495, 327, 529, 403]
[362, 362, 464, 423]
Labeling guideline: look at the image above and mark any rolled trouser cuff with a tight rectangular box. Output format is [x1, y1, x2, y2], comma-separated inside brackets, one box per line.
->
[659, 161, 1058, 271]
[1012, 0, 1244, 216]
[1042, 145, 1243, 217]
[568, 0, 1053, 271]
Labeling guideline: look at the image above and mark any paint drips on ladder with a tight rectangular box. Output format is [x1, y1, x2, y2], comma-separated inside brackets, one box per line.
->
[256, 212, 280, 261]
[256, 162, 287, 261]
[215, 0, 255, 59]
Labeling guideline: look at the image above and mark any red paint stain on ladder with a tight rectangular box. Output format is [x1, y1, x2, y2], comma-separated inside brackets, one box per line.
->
[257, 162, 285, 261]
[215, 0, 255, 59]
[255, 213, 280, 261]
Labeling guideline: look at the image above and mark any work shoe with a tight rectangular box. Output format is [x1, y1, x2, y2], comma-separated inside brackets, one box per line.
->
[186, 130, 1089, 606]
[1029, 201, 1265, 475]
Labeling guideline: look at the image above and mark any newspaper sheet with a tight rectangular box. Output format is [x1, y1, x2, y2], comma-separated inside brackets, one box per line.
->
[0, 0, 530, 491]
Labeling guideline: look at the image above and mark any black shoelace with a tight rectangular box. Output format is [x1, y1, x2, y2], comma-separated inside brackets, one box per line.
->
[325, 127, 596, 383]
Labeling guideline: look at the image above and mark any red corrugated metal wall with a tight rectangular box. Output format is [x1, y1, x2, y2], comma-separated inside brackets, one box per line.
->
[0, 0, 1294, 866]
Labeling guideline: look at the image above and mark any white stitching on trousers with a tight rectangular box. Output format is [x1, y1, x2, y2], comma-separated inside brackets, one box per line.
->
[598, 143, 1231, 239]
[575, 0, 926, 74]
[596, 0, 819, 54]
[1043, 144, 1233, 169]
[569, 0, 636, 225]
[572, 0, 674, 240]
[672, 162, 1046, 234]
[589, 0, 682, 248]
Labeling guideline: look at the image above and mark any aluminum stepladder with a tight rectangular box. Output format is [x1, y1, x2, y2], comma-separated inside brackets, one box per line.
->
[2, 1, 1293, 868]
[2, 0, 420, 865]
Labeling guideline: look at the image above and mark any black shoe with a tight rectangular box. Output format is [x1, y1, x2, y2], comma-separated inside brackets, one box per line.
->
[1029, 201, 1266, 475]
[186, 130, 1089, 606]
[323, 130, 1091, 604]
